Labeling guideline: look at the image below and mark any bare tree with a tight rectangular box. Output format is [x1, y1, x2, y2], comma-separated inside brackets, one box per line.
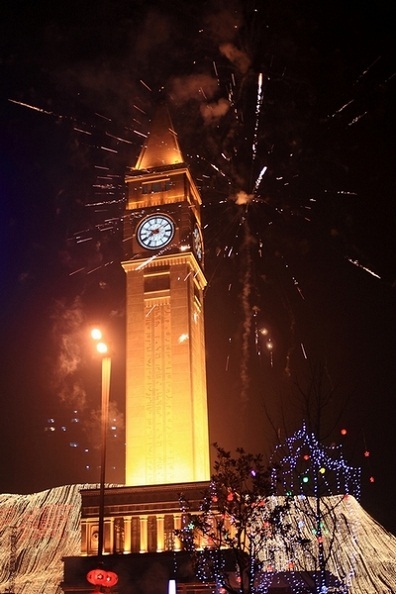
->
[177, 364, 360, 594]
[176, 444, 292, 594]
[269, 422, 360, 593]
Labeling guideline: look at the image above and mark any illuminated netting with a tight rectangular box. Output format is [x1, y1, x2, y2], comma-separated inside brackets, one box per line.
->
[0, 485, 82, 594]
[186, 495, 396, 594]
[252, 494, 396, 593]
[267, 424, 363, 592]
[0, 485, 395, 593]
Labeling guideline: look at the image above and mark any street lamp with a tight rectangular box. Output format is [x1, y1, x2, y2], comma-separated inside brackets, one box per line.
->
[90, 328, 111, 561]
[86, 328, 118, 592]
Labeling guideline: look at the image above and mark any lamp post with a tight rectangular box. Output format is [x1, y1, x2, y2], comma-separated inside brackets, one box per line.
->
[90, 328, 111, 560]
[86, 335, 119, 591]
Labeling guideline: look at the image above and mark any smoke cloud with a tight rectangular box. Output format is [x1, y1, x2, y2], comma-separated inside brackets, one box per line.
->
[200, 97, 230, 124]
[50, 297, 87, 410]
[169, 74, 219, 104]
[219, 42, 252, 74]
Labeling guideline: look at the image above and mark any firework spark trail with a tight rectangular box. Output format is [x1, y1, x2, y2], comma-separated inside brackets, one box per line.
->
[132, 104, 147, 114]
[252, 73, 265, 162]
[105, 132, 134, 144]
[347, 259, 381, 279]
[139, 79, 152, 92]
[292, 276, 305, 300]
[328, 99, 355, 119]
[253, 311, 261, 357]
[145, 305, 157, 317]
[9, 99, 147, 149]
[210, 162, 227, 177]
[348, 112, 368, 126]
[10, 96, 145, 215]
[73, 127, 92, 136]
[9, 98, 96, 142]
[12, 4, 388, 392]
[254, 165, 268, 192]
[100, 145, 118, 154]
[355, 56, 381, 83]
[69, 267, 85, 276]
[75, 236, 93, 244]
[8, 99, 55, 115]
[212, 60, 219, 80]
[136, 254, 158, 271]
[132, 129, 148, 138]
[239, 211, 254, 417]
[135, 242, 180, 271]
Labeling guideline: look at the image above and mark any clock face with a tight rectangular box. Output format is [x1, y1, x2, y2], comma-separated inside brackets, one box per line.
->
[192, 226, 203, 261]
[137, 214, 175, 250]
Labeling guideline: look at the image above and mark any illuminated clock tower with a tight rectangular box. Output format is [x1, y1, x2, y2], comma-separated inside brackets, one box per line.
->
[122, 106, 210, 487]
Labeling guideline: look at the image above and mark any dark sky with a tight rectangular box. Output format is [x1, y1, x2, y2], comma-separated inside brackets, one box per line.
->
[1, 0, 395, 533]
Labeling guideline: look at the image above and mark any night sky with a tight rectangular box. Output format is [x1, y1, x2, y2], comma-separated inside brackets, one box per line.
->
[1, 0, 395, 534]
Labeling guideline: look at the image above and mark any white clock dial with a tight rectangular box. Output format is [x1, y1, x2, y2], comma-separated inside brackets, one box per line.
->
[137, 214, 175, 250]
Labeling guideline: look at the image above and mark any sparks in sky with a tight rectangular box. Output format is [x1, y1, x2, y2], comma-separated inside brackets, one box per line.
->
[5, 2, 395, 496]
[347, 259, 381, 279]
[252, 72, 265, 161]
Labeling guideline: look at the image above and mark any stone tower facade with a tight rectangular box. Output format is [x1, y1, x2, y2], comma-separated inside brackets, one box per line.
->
[122, 107, 210, 486]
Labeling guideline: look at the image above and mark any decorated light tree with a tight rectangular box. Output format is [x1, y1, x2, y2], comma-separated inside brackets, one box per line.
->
[177, 444, 292, 594]
[269, 424, 361, 593]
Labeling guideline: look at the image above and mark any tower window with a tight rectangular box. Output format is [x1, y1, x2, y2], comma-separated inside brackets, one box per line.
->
[144, 271, 170, 293]
[142, 180, 171, 194]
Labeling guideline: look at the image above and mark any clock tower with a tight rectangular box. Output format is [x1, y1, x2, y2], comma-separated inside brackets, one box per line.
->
[62, 109, 211, 580]
[122, 106, 210, 487]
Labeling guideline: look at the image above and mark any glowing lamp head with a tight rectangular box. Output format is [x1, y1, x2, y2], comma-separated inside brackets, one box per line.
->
[91, 328, 103, 341]
[96, 341, 108, 355]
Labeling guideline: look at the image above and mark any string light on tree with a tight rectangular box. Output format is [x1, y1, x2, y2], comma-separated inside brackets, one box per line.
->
[270, 423, 361, 594]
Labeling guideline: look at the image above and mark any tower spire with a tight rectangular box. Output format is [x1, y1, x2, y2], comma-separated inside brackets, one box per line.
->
[135, 105, 184, 170]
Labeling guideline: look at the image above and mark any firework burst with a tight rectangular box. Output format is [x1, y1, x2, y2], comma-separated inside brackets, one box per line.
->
[3, 0, 395, 490]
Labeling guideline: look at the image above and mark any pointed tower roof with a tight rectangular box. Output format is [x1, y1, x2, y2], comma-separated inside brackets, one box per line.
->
[135, 105, 184, 170]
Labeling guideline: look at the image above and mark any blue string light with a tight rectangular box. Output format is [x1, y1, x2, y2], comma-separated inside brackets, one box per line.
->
[177, 427, 362, 593]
